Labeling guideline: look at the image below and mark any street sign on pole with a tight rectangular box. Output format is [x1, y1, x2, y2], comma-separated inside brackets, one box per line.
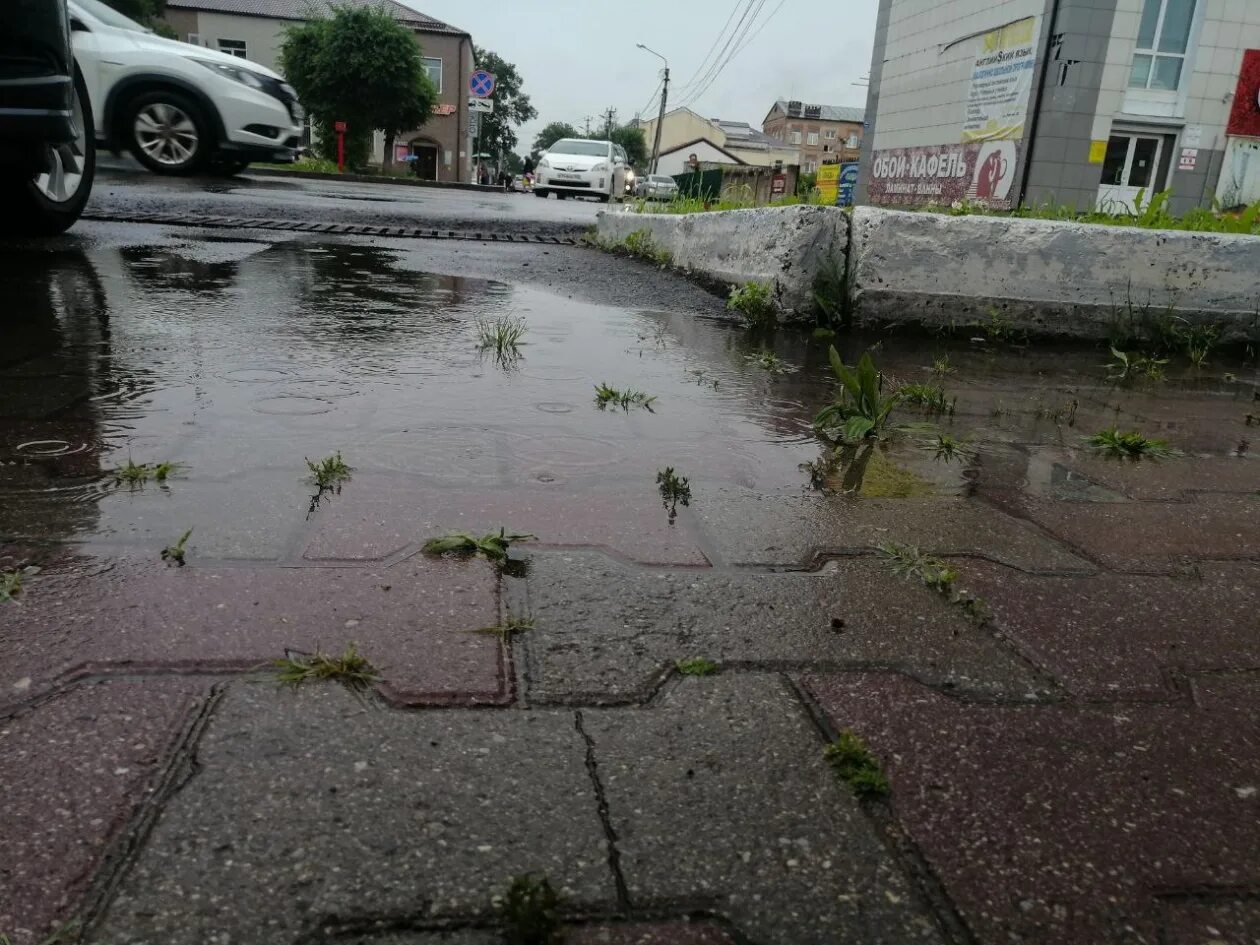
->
[468, 113, 480, 137]
[468, 98, 493, 114]
[469, 70, 496, 98]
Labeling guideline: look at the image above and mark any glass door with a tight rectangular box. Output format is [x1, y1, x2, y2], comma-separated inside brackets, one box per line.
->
[1097, 134, 1164, 211]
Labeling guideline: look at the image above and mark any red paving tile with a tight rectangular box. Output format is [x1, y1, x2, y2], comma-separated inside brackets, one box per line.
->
[961, 561, 1260, 698]
[0, 679, 208, 945]
[803, 673, 1260, 945]
[303, 477, 710, 566]
[0, 553, 504, 711]
[1041, 451, 1260, 501]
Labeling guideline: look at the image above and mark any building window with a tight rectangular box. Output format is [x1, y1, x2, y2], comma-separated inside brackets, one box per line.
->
[218, 39, 247, 58]
[789, 130, 802, 144]
[422, 57, 443, 93]
[822, 144, 831, 153]
[805, 160, 817, 173]
[845, 133, 859, 149]
[807, 132, 819, 145]
[1129, 0, 1197, 91]
[824, 129, 836, 139]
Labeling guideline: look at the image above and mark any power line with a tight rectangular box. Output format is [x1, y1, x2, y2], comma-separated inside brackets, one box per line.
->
[679, 0, 786, 109]
[636, 76, 664, 122]
[672, 0, 745, 95]
[675, 0, 762, 105]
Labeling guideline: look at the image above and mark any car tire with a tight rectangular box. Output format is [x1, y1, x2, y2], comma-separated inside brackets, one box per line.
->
[126, 89, 212, 176]
[557, 192, 568, 200]
[597, 193, 611, 203]
[535, 189, 549, 198]
[0, 66, 96, 237]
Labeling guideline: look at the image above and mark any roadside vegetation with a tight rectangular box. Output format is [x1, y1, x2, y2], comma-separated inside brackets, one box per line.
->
[422, 528, 534, 564]
[161, 528, 193, 567]
[814, 348, 899, 442]
[595, 384, 657, 412]
[113, 459, 181, 487]
[824, 730, 890, 798]
[497, 873, 563, 945]
[1084, 428, 1180, 459]
[1, 566, 38, 604]
[274, 643, 378, 690]
[676, 657, 718, 676]
[475, 615, 535, 642]
[727, 282, 777, 330]
[476, 315, 528, 362]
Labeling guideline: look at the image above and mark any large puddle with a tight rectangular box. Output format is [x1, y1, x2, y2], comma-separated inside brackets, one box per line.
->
[1, 237, 1256, 558]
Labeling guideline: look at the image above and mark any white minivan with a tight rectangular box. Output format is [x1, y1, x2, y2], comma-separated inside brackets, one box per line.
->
[69, 0, 303, 176]
[535, 138, 629, 202]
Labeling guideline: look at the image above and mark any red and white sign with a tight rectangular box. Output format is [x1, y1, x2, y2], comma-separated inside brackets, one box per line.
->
[431, 103, 457, 116]
[867, 141, 1021, 209]
[1226, 49, 1260, 138]
[1179, 148, 1199, 171]
[334, 120, 347, 132]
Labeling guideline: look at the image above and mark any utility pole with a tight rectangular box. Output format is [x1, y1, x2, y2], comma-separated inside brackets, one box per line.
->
[637, 44, 669, 175]
[582, 115, 594, 137]
[603, 107, 617, 139]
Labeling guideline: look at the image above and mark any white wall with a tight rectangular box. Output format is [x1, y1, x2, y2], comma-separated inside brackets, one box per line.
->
[873, 0, 1044, 150]
[656, 140, 740, 176]
[185, 12, 286, 73]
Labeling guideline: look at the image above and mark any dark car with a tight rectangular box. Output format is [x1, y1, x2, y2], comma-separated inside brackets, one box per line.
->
[0, 0, 95, 234]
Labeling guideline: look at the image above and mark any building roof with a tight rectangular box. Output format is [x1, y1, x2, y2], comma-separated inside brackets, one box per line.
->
[165, 0, 467, 34]
[711, 119, 789, 151]
[658, 137, 747, 165]
[765, 100, 866, 124]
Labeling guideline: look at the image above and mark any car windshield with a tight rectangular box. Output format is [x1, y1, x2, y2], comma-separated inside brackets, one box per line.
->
[73, 0, 148, 31]
[549, 139, 610, 157]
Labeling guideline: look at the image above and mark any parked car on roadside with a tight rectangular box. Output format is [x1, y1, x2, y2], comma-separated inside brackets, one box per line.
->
[534, 138, 628, 202]
[636, 174, 679, 201]
[0, 0, 95, 234]
[69, 0, 303, 176]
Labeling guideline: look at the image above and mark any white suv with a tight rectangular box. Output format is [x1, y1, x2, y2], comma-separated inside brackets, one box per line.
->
[69, 0, 303, 176]
[535, 138, 628, 202]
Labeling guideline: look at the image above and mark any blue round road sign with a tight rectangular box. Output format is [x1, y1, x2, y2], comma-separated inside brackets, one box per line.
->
[469, 70, 495, 98]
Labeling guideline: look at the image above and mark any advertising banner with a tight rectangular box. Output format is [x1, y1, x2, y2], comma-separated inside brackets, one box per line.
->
[1226, 49, 1260, 138]
[816, 163, 841, 203]
[962, 17, 1039, 142]
[868, 141, 1021, 208]
[837, 162, 859, 206]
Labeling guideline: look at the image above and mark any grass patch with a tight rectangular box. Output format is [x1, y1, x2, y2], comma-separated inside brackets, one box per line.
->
[475, 316, 527, 360]
[815, 348, 899, 442]
[656, 467, 692, 518]
[497, 873, 563, 945]
[923, 433, 970, 463]
[621, 229, 673, 266]
[879, 543, 959, 594]
[255, 157, 342, 175]
[727, 282, 777, 330]
[898, 382, 955, 415]
[824, 730, 890, 798]
[676, 656, 718, 676]
[930, 354, 954, 378]
[594, 383, 656, 412]
[1105, 347, 1168, 382]
[113, 459, 181, 486]
[1084, 427, 1179, 459]
[160, 528, 193, 567]
[274, 643, 378, 690]
[747, 350, 795, 375]
[306, 452, 352, 490]
[475, 615, 535, 642]
[1, 565, 39, 604]
[422, 528, 535, 563]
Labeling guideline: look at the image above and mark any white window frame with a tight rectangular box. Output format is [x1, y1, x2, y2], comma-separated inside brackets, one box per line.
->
[218, 38, 247, 58]
[846, 133, 859, 149]
[807, 131, 819, 146]
[789, 130, 802, 144]
[423, 57, 443, 93]
[805, 159, 817, 173]
[1128, 0, 1196, 92]
[824, 129, 836, 139]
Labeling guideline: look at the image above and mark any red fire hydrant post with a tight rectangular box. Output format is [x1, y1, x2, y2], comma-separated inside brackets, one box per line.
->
[334, 120, 347, 173]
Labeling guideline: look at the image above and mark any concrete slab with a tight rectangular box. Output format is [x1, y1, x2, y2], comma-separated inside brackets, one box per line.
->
[0, 680, 208, 945]
[515, 552, 1048, 703]
[0, 552, 504, 711]
[303, 481, 710, 567]
[690, 487, 1093, 571]
[803, 672, 1260, 945]
[583, 675, 944, 945]
[963, 561, 1260, 697]
[91, 685, 615, 945]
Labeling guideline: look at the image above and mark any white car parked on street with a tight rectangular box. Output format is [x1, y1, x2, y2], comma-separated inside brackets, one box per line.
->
[534, 138, 628, 202]
[69, 0, 303, 176]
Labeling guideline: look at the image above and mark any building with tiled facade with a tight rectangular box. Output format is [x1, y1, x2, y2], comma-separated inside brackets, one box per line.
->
[762, 100, 865, 173]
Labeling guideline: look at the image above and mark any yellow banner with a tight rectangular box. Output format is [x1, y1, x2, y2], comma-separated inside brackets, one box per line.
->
[816, 163, 840, 202]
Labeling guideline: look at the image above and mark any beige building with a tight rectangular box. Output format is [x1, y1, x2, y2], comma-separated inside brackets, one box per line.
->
[635, 106, 799, 169]
[163, 0, 474, 182]
[762, 100, 865, 173]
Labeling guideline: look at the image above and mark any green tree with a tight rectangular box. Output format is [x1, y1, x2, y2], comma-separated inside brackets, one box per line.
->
[531, 121, 580, 160]
[472, 47, 537, 171]
[503, 152, 524, 174]
[610, 124, 649, 169]
[280, 6, 436, 172]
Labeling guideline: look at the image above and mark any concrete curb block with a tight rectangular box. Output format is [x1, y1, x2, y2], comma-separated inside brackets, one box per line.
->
[596, 205, 849, 322]
[849, 207, 1260, 340]
[244, 168, 508, 194]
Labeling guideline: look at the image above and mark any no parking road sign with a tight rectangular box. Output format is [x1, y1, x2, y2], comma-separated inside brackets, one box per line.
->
[469, 70, 496, 98]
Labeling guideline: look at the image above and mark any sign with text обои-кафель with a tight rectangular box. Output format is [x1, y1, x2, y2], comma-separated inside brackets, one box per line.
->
[867, 141, 1021, 209]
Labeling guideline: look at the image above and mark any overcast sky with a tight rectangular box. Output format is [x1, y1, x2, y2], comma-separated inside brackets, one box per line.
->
[399, 0, 878, 153]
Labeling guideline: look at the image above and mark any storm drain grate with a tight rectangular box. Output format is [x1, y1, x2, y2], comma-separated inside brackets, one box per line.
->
[81, 210, 581, 245]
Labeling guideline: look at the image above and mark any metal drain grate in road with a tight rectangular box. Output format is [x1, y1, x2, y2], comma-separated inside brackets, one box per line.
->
[80, 210, 580, 245]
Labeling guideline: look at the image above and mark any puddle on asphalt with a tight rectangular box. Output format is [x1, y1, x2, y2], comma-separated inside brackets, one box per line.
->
[1, 237, 1257, 553]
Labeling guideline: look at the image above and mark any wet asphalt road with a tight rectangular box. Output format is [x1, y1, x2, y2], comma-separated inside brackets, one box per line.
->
[88, 154, 610, 238]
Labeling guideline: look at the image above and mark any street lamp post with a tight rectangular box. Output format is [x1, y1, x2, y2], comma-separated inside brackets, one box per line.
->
[637, 43, 669, 175]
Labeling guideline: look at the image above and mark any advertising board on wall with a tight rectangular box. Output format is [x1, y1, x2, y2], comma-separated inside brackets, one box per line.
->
[867, 140, 1021, 209]
[1226, 49, 1260, 138]
[962, 17, 1039, 142]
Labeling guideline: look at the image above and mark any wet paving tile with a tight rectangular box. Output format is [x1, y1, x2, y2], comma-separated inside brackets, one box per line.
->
[303, 477, 710, 567]
[91, 684, 615, 945]
[514, 552, 1048, 703]
[0, 552, 503, 711]
[691, 486, 1093, 571]
[0, 679, 209, 945]
[1004, 447, 1259, 501]
[802, 672, 1260, 945]
[963, 561, 1260, 698]
[336, 923, 737, 945]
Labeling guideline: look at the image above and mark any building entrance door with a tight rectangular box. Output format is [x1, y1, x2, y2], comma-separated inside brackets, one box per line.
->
[412, 143, 438, 181]
[1097, 134, 1164, 211]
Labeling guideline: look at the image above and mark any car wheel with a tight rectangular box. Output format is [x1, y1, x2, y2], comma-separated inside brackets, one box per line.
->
[597, 193, 611, 203]
[0, 66, 96, 237]
[534, 189, 549, 198]
[557, 192, 568, 200]
[127, 90, 211, 175]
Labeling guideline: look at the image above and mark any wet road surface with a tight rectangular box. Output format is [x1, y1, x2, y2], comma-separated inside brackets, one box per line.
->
[2, 217, 1260, 945]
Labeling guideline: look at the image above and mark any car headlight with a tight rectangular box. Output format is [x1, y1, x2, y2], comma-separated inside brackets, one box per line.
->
[590, 162, 608, 172]
[191, 58, 266, 90]
[537, 157, 551, 169]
